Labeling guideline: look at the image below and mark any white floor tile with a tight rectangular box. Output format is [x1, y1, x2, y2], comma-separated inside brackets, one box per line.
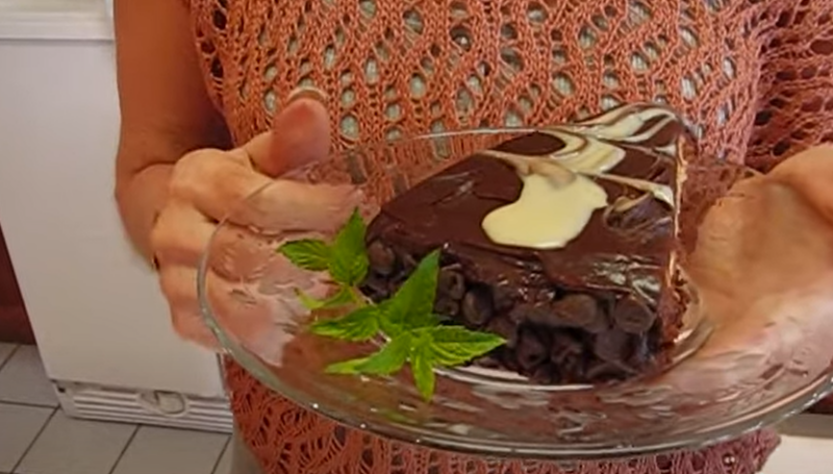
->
[0, 404, 53, 472]
[761, 434, 833, 474]
[112, 426, 228, 474]
[0, 343, 15, 367]
[776, 413, 833, 438]
[15, 411, 136, 474]
[0, 346, 57, 407]
[213, 440, 233, 474]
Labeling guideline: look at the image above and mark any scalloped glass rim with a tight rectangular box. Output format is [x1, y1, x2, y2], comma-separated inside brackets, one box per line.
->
[197, 128, 833, 461]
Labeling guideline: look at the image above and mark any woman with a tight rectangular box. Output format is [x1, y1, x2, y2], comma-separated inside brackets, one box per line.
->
[113, 0, 833, 472]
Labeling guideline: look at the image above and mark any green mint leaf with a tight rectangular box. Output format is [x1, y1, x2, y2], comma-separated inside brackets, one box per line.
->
[277, 239, 330, 271]
[410, 341, 436, 401]
[309, 305, 380, 342]
[329, 209, 369, 286]
[324, 334, 412, 376]
[297, 287, 354, 310]
[421, 326, 505, 367]
[384, 251, 441, 335]
[377, 301, 400, 337]
[378, 309, 442, 339]
[325, 357, 372, 375]
[351, 333, 412, 375]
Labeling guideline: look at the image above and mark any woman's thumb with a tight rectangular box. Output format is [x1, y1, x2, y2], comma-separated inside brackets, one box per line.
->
[769, 144, 833, 223]
[245, 87, 331, 177]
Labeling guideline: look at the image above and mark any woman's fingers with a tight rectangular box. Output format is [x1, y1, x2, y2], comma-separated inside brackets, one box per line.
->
[151, 200, 216, 265]
[154, 212, 337, 355]
[242, 91, 331, 178]
[769, 144, 833, 222]
[169, 142, 359, 231]
[169, 148, 273, 222]
[231, 179, 361, 231]
[158, 262, 280, 351]
[153, 92, 350, 351]
[644, 173, 833, 397]
[157, 264, 219, 348]
[158, 255, 324, 364]
[203, 258, 331, 365]
[157, 265, 198, 308]
[690, 178, 833, 310]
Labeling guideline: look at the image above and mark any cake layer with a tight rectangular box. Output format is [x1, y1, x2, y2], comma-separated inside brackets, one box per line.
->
[362, 104, 685, 383]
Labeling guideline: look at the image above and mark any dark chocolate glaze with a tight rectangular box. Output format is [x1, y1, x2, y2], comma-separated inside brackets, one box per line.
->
[363, 126, 683, 383]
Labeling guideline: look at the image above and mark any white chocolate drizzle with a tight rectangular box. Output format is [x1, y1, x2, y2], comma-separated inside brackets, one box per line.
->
[594, 173, 674, 207]
[481, 174, 608, 249]
[480, 104, 681, 250]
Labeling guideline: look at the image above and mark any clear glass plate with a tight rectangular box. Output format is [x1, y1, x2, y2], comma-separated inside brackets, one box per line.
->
[198, 129, 833, 460]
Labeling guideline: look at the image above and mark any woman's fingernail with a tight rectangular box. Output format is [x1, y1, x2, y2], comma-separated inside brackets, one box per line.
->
[287, 86, 328, 104]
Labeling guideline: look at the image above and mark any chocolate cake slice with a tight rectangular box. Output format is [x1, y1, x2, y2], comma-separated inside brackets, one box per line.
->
[362, 104, 687, 384]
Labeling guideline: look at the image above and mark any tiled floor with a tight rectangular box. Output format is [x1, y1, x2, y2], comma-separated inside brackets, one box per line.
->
[5, 341, 833, 474]
[0, 343, 232, 474]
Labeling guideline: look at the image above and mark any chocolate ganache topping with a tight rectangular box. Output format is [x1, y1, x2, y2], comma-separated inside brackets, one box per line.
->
[479, 105, 678, 250]
[364, 103, 685, 382]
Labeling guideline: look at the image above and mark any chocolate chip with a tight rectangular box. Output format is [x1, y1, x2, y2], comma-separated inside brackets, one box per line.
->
[491, 283, 517, 311]
[593, 329, 632, 364]
[550, 332, 583, 365]
[360, 274, 390, 300]
[485, 317, 518, 348]
[499, 350, 521, 373]
[613, 295, 656, 334]
[390, 251, 418, 285]
[530, 365, 556, 384]
[533, 294, 607, 333]
[585, 360, 628, 381]
[628, 335, 652, 368]
[508, 303, 550, 325]
[473, 355, 501, 369]
[367, 240, 396, 276]
[461, 287, 494, 326]
[434, 297, 460, 317]
[438, 266, 466, 300]
[516, 328, 548, 371]
[557, 356, 585, 383]
[396, 250, 418, 273]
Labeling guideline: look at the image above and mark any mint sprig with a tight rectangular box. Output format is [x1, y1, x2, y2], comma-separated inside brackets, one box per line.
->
[278, 209, 368, 309]
[309, 305, 381, 342]
[277, 210, 506, 401]
[329, 209, 369, 286]
[278, 239, 330, 272]
[326, 333, 413, 375]
[418, 325, 507, 367]
[383, 251, 442, 336]
[411, 339, 436, 401]
[296, 287, 354, 310]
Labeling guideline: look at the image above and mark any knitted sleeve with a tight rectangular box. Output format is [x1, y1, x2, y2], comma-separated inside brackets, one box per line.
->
[746, 1, 833, 171]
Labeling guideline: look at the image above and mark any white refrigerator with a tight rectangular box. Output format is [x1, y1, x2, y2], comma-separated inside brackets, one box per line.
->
[0, 0, 231, 432]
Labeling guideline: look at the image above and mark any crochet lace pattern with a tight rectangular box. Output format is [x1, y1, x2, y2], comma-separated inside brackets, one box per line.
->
[185, 0, 833, 472]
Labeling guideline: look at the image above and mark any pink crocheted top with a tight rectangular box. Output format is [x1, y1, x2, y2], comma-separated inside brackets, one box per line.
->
[184, 0, 833, 472]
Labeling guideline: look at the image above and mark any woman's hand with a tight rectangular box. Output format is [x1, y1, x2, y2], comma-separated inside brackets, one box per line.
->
[639, 145, 833, 396]
[150, 92, 361, 348]
[768, 144, 833, 222]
